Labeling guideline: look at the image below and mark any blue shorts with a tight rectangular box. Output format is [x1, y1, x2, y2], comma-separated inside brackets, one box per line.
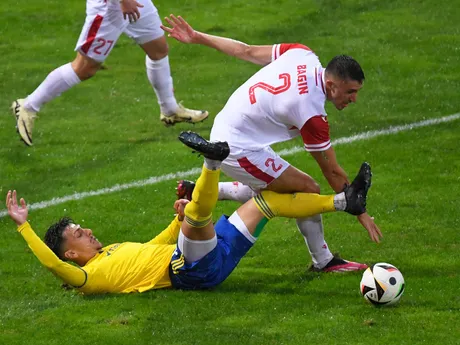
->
[169, 215, 254, 290]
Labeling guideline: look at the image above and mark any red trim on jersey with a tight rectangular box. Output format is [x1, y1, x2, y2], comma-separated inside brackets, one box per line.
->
[319, 71, 326, 94]
[303, 141, 331, 151]
[315, 67, 318, 86]
[81, 15, 104, 54]
[237, 157, 275, 184]
[273, 44, 279, 60]
[279, 43, 311, 55]
[273, 43, 312, 61]
[300, 115, 331, 152]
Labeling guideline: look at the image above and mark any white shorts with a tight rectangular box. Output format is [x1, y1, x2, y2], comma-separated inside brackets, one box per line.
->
[221, 146, 290, 190]
[178, 231, 217, 264]
[75, 0, 164, 62]
[177, 212, 255, 264]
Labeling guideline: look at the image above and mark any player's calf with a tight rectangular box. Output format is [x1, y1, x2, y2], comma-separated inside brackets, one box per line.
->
[178, 133, 225, 229]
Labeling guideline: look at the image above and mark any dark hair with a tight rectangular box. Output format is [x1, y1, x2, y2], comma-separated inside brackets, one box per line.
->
[325, 55, 365, 83]
[44, 217, 74, 260]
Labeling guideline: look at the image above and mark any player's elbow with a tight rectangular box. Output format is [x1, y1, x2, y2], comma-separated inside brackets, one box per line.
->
[235, 45, 252, 61]
[241, 46, 267, 66]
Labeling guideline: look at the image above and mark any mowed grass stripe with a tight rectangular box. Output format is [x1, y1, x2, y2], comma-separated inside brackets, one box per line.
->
[0, 113, 458, 219]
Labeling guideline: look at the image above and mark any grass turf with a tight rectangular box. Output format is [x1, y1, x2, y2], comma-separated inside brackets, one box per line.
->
[0, 0, 459, 344]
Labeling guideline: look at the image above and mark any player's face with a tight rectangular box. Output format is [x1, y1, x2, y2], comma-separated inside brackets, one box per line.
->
[63, 223, 103, 260]
[329, 78, 363, 110]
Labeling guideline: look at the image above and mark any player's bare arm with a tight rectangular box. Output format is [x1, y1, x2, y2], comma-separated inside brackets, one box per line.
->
[357, 213, 382, 243]
[161, 14, 273, 66]
[310, 148, 350, 193]
[310, 150, 383, 242]
[120, 0, 144, 23]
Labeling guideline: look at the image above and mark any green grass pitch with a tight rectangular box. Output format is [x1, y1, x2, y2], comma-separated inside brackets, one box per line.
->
[0, 0, 459, 344]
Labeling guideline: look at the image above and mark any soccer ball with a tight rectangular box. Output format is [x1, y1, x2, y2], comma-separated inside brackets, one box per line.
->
[360, 263, 405, 306]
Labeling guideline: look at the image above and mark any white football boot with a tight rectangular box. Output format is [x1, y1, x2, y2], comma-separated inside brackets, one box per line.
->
[160, 102, 208, 127]
[11, 99, 37, 146]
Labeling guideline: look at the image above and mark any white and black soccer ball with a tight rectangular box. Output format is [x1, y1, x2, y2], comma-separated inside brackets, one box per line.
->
[360, 263, 405, 306]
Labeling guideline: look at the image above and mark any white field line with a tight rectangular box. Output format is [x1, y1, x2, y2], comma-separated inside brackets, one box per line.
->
[1, 113, 459, 219]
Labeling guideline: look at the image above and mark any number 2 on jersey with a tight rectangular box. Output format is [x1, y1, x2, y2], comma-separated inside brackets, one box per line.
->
[265, 158, 283, 172]
[249, 73, 291, 104]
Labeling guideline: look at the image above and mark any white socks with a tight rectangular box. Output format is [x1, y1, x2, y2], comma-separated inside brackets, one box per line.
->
[296, 214, 333, 269]
[229, 211, 256, 244]
[145, 55, 178, 115]
[218, 181, 257, 203]
[23, 56, 178, 114]
[333, 192, 347, 211]
[178, 231, 217, 264]
[24, 63, 81, 112]
[204, 158, 222, 171]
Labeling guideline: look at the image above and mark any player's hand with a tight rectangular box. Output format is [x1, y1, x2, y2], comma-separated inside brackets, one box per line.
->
[161, 14, 197, 44]
[357, 212, 382, 243]
[6, 190, 29, 226]
[174, 199, 190, 221]
[120, 0, 144, 23]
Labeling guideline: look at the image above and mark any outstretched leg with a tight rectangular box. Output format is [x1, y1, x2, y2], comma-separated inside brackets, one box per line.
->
[226, 162, 372, 244]
[11, 56, 86, 146]
[12, 0, 127, 146]
[177, 131, 230, 263]
[178, 131, 374, 267]
[176, 180, 257, 203]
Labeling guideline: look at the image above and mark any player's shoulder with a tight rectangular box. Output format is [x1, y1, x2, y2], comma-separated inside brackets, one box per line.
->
[272, 43, 314, 60]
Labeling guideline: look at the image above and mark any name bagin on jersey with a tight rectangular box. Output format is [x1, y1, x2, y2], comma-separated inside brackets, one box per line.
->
[297, 64, 309, 95]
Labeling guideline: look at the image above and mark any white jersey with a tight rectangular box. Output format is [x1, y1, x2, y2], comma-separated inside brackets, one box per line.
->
[211, 44, 331, 152]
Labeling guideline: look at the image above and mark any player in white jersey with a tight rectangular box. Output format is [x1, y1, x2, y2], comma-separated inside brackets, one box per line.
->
[212, 45, 328, 153]
[11, 0, 208, 146]
[163, 15, 382, 273]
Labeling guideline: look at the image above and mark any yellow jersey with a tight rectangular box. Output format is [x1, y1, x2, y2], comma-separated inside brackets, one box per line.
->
[17, 217, 182, 294]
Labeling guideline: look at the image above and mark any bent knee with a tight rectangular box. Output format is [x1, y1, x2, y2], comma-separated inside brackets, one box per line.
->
[143, 36, 169, 60]
[71, 55, 101, 80]
[146, 45, 169, 60]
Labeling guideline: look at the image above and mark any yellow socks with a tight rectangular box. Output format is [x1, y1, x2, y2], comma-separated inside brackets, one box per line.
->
[184, 165, 220, 228]
[253, 191, 336, 220]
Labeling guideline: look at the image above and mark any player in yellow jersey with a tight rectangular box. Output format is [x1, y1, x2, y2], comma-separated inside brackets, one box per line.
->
[6, 132, 380, 294]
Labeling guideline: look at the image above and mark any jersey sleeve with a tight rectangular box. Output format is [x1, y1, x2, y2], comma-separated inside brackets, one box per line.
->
[17, 222, 88, 288]
[271, 43, 312, 62]
[300, 115, 331, 152]
[146, 216, 182, 245]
